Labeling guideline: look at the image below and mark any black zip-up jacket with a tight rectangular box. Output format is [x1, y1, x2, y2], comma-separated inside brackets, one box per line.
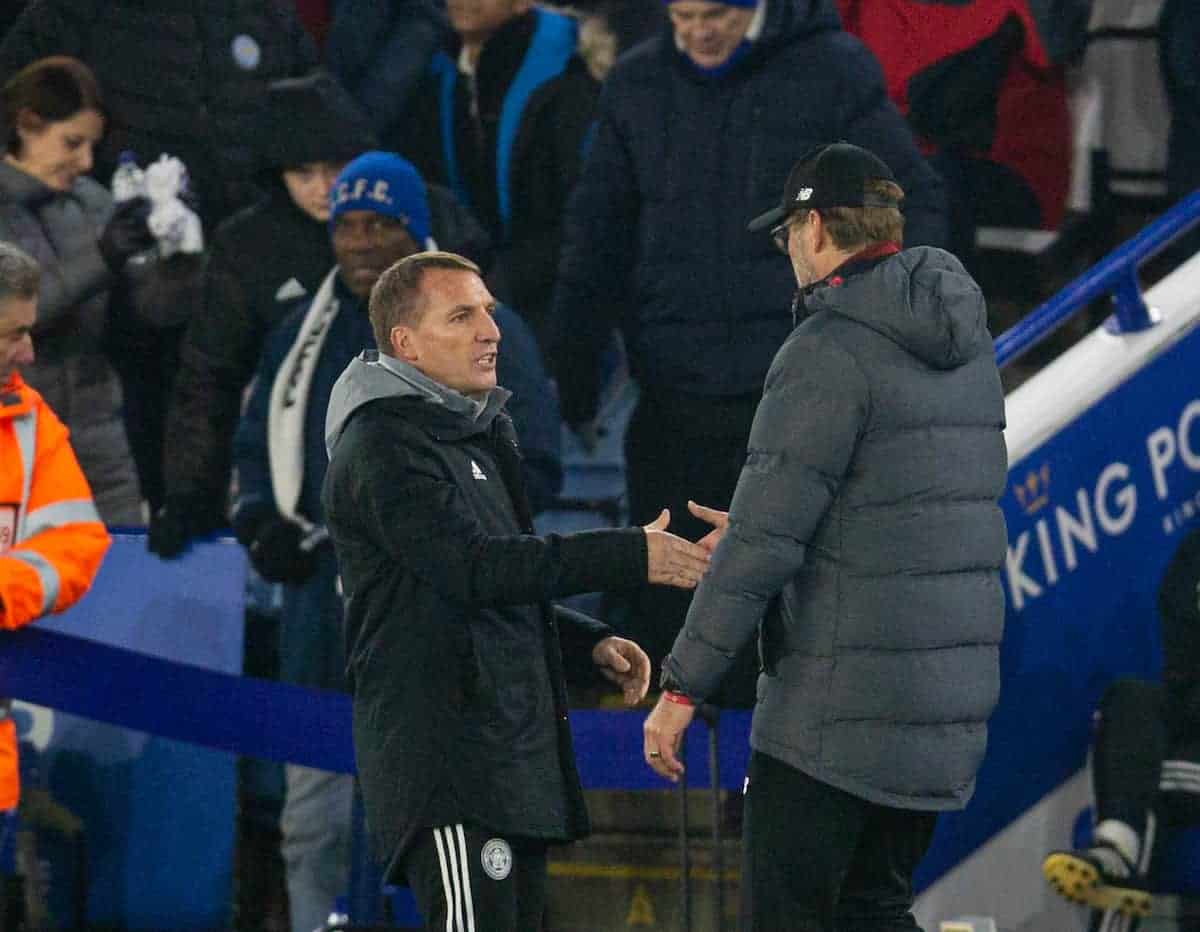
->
[321, 352, 646, 876]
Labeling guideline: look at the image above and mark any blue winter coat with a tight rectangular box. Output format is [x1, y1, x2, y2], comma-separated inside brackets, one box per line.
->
[550, 0, 950, 425]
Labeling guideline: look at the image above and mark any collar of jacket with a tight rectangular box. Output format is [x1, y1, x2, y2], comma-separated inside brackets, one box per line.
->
[0, 371, 33, 419]
[454, 9, 537, 104]
[378, 385, 511, 444]
[792, 241, 901, 327]
[824, 241, 902, 288]
[0, 159, 61, 208]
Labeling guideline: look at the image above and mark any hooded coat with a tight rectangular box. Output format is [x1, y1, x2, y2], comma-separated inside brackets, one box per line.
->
[321, 352, 645, 876]
[550, 0, 950, 426]
[665, 246, 1008, 810]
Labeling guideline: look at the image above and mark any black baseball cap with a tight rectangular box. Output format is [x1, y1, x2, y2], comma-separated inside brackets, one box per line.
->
[747, 142, 901, 233]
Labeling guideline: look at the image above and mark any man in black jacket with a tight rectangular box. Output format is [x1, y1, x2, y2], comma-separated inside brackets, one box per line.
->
[321, 251, 711, 931]
[232, 157, 561, 932]
[550, 0, 950, 705]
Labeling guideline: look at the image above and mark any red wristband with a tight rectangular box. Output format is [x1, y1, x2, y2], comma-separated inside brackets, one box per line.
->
[662, 689, 694, 707]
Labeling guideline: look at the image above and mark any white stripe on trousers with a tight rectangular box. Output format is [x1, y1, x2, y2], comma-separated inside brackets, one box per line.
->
[433, 825, 477, 932]
[433, 828, 456, 932]
[456, 824, 478, 930]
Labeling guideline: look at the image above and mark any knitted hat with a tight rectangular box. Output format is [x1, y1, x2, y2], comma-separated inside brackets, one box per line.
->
[258, 70, 376, 169]
[747, 142, 900, 233]
[329, 152, 432, 245]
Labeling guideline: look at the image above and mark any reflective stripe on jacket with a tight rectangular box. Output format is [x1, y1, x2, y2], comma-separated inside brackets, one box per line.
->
[0, 371, 110, 807]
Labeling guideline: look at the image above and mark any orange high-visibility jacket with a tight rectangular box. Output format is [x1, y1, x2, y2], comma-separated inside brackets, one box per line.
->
[0, 372, 110, 809]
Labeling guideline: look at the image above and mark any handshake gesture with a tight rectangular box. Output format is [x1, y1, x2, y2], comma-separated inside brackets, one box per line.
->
[641, 501, 729, 589]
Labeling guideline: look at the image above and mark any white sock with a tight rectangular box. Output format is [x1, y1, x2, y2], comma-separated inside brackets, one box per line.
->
[1094, 818, 1140, 867]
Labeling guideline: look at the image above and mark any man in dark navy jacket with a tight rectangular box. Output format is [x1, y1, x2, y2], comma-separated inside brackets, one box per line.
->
[550, 0, 950, 705]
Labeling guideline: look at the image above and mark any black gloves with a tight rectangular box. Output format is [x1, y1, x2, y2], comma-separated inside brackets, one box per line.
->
[147, 497, 226, 559]
[235, 510, 327, 584]
[98, 197, 155, 272]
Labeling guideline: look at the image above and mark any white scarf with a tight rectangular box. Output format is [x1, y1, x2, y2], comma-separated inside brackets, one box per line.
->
[267, 268, 340, 527]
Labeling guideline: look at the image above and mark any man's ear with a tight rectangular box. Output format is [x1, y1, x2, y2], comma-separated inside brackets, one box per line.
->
[390, 325, 417, 362]
[809, 212, 833, 255]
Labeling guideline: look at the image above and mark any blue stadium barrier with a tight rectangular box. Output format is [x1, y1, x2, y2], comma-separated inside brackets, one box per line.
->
[2, 588, 749, 791]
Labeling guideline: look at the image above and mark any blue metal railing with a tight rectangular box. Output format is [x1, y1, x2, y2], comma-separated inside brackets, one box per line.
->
[994, 189, 1200, 369]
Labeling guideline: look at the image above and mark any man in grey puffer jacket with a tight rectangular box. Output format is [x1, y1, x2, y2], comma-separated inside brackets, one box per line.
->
[642, 143, 1008, 931]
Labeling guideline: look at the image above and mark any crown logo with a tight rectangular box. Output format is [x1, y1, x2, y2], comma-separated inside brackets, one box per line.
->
[1013, 463, 1051, 515]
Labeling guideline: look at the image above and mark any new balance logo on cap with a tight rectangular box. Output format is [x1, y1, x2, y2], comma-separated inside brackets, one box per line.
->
[795, 187, 813, 202]
[471, 460, 487, 480]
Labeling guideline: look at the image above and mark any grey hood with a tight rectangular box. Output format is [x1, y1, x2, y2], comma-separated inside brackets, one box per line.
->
[325, 350, 511, 456]
[809, 246, 992, 370]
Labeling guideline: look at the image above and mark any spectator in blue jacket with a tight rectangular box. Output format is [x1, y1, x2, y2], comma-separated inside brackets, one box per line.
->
[398, 0, 601, 347]
[549, 0, 949, 704]
[231, 152, 562, 932]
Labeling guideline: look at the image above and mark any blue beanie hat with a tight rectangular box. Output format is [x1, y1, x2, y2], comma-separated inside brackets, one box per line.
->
[664, 0, 757, 6]
[329, 151, 432, 245]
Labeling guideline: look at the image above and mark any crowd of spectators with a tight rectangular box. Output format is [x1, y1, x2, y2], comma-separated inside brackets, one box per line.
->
[0, 0, 1196, 929]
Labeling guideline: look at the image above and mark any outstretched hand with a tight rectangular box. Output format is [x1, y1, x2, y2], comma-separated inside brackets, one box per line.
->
[687, 500, 729, 553]
[643, 509, 711, 589]
[592, 636, 651, 705]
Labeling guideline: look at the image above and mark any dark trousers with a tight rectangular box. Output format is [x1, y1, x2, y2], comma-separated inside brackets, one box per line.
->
[623, 388, 761, 707]
[740, 751, 937, 932]
[1093, 678, 1200, 858]
[402, 824, 547, 932]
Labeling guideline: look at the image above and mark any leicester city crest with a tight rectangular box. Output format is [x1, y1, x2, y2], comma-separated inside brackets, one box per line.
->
[481, 838, 513, 881]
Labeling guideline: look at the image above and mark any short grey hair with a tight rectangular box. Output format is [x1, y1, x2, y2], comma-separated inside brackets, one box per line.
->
[0, 242, 39, 303]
